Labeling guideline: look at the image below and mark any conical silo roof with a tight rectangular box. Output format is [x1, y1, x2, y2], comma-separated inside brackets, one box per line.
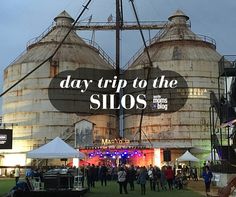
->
[158, 9, 201, 43]
[168, 9, 189, 21]
[54, 10, 75, 24]
[129, 10, 220, 68]
[10, 11, 113, 69]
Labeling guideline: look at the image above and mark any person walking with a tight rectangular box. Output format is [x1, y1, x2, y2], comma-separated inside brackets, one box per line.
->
[138, 166, 148, 195]
[117, 167, 128, 194]
[202, 166, 213, 195]
[14, 165, 20, 185]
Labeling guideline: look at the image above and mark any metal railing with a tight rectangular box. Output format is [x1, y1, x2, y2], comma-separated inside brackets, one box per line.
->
[219, 55, 236, 76]
[123, 23, 169, 69]
[10, 22, 116, 68]
[75, 20, 168, 30]
[157, 34, 216, 46]
[9, 49, 27, 65]
[8, 23, 55, 65]
[124, 32, 216, 69]
[60, 127, 75, 141]
[219, 55, 236, 69]
[83, 38, 116, 68]
[77, 20, 167, 26]
[26, 22, 55, 48]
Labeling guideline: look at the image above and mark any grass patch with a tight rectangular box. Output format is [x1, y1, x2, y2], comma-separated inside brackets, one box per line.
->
[0, 179, 204, 197]
[0, 179, 15, 197]
[86, 181, 204, 197]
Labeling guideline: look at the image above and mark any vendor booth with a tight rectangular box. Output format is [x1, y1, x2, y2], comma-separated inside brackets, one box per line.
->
[11, 137, 88, 197]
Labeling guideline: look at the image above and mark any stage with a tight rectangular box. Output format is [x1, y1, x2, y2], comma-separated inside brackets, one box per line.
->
[14, 188, 88, 197]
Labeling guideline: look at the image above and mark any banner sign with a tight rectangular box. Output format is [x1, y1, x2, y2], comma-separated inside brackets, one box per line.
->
[48, 68, 188, 115]
[0, 129, 13, 149]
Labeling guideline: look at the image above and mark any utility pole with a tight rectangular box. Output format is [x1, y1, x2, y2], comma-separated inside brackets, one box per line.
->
[116, 0, 122, 137]
[74, 0, 163, 143]
[116, 0, 121, 74]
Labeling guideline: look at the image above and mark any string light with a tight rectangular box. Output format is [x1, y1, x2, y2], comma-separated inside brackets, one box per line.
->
[88, 150, 143, 159]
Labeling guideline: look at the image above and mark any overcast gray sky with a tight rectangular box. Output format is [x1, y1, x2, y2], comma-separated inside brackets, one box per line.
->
[0, 0, 236, 114]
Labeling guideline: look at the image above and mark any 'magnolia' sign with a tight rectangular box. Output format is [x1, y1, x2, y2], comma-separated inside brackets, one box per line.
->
[101, 138, 130, 146]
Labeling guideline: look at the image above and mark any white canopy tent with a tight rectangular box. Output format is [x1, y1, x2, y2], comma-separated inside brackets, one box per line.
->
[177, 150, 200, 162]
[26, 137, 85, 159]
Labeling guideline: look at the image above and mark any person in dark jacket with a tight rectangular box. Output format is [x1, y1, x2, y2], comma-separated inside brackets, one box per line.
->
[100, 163, 108, 186]
[138, 166, 148, 195]
[160, 167, 167, 191]
[126, 165, 136, 191]
[80, 165, 85, 188]
[90, 164, 96, 188]
[95, 165, 99, 181]
[193, 166, 198, 181]
[202, 166, 213, 194]
[153, 166, 161, 191]
[85, 164, 92, 190]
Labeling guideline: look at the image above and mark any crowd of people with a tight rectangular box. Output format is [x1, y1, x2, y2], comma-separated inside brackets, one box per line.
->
[81, 163, 193, 195]
[9, 162, 214, 196]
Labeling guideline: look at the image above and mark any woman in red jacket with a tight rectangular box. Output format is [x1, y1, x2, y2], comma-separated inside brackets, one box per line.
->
[164, 166, 174, 190]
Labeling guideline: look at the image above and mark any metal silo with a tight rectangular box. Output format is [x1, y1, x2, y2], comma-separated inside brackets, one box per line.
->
[124, 10, 222, 163]
[2, 11, 116, 165]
